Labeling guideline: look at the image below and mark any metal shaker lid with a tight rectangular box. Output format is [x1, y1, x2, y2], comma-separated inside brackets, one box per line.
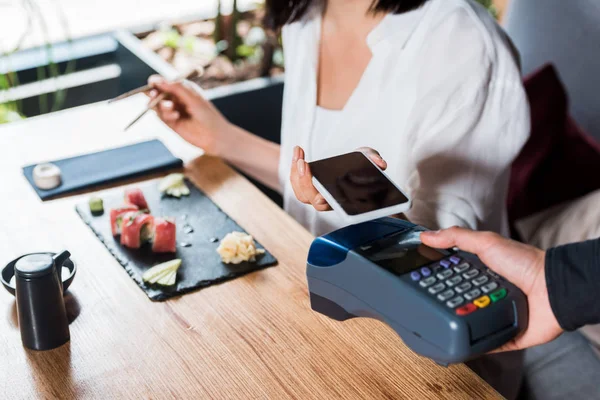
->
[15, 253, 54, 278]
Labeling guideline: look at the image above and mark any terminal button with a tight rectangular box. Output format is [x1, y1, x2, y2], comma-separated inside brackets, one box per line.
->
[437, 289, 455, 301]
[453, 262, 470, 273]
[473, 296, 491, 308]
[490, 288, 507, 302]
[449, 256, 461, 265]
[419, 277, 436, 288]
[472, 276, 489, 286]
[464, 289, 482, 301]
[410, 271, 421, 281]
[440, 260, 452, 269]
[481, 282, 499, 293]
[446, 275, 463, 287]
[456, 303, 477, 316]
[446, 296, 464, 308]
[420, 267, 432, 277]
[462, 269, 480, 280]
[428, 283, 446, 295]
[455, 282, 472, 294]
[436, 269, 453, 280]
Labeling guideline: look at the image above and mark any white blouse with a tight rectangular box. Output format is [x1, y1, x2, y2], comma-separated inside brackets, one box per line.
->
[310, 106, 342, 157]
[278, 0, 530, 237]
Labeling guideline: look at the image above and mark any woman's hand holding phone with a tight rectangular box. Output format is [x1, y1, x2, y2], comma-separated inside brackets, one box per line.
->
[290, 146, 388, 212]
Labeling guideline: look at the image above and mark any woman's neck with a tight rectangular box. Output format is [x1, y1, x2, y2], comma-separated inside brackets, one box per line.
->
[323, 0, 386, 36]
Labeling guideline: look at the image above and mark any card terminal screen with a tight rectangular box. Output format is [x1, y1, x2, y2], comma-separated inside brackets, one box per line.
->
[356, 229, 445, 275]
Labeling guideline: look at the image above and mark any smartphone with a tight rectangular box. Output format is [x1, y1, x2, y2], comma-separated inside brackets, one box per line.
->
[309, 151, 412, 225]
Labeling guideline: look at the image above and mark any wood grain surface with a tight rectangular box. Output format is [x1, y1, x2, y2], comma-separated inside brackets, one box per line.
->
[0, 97, 501, 399]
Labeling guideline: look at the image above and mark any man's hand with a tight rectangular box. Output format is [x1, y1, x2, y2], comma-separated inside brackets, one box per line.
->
[421, 227, 563, 352]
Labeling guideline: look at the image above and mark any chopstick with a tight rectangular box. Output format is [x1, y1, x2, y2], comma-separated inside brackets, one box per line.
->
[107, 84, 152, 104]
[113, 70, 197, 131]
[123, 92, 167, 131]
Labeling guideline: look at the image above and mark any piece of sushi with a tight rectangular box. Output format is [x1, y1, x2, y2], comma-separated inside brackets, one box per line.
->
[124, 188, 149, 211]
[120, 212, 154, 249]
[109, 205, 139, 236]
[152, 217, 177, 253]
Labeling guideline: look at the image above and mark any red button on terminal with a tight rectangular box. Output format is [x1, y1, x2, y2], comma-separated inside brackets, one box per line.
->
[456, 303, 477, 316]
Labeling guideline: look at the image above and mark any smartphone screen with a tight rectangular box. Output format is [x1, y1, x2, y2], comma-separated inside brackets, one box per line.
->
[309, 152, 409, 216]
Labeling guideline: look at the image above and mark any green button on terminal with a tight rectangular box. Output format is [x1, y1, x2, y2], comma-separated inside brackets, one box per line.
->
[490, 288, 507, 303]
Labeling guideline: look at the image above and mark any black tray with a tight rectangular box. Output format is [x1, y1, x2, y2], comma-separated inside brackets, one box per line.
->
[25, 140, 183, 200]
[75, 179, 277, 301]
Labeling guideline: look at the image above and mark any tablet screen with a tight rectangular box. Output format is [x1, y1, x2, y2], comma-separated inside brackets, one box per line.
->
[309, 152, 409, 216]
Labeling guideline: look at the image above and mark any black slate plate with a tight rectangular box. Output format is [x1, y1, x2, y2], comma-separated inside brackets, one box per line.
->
[75, 179, 277, 301]
[24, 140, 182, 200]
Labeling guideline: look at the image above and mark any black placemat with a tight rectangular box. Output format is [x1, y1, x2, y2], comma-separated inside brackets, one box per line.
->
[24, 140, 183, 200]
[75, 179, 277, 301]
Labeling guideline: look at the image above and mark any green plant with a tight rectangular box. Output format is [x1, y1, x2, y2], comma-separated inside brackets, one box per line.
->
[212, 0, 244, 61]
[213, 0, 224, 44]
[0, 0, 75, 123]
[227, 0, 244, 62]
[164, 29, 182, 49]
[143, 1, 284, 87]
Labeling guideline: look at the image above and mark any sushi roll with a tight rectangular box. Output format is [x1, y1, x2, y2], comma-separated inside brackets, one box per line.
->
[109, 205, 139, 236]
[120, 212, 154, 249]
[153, 217, 177, 253]
[124, 188, 149, 211]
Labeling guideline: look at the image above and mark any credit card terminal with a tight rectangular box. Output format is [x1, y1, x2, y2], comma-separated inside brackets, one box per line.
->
[306, 218, 528, 365]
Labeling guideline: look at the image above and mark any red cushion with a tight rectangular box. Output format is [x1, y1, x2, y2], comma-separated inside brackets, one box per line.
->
[507, 64, 600, 236]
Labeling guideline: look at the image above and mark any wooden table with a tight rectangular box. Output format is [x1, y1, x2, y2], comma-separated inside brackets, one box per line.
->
[0, 97, 500, 399]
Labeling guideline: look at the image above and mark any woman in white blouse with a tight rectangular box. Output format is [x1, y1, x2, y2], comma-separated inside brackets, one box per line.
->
[148, 0, 529, 397]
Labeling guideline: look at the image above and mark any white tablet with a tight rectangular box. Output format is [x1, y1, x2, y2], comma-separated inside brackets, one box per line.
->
[309, 151, 412, 225]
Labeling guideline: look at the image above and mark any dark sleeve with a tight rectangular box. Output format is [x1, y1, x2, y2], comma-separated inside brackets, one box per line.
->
[545, 238, 600, 331]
